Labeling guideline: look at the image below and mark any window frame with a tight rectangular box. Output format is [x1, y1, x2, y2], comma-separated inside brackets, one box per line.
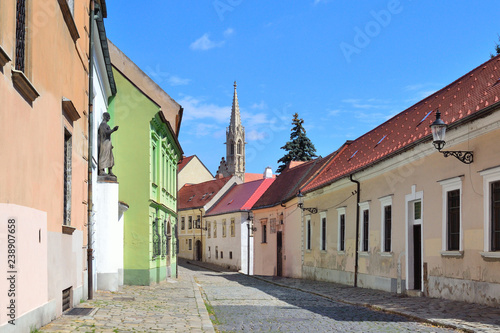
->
[306, 215, 312, 251]
[480, 166, 500, 257]
[319, 211, 327, 251]
[359, 201, 370, 253]
[261, 219, 267, 244]
[379, 195, 393, 254]
[230, 218, 235, 237]
[438, 176, 463, 255]
[222, 219, 227, 237]
[337, 207, 346, 252]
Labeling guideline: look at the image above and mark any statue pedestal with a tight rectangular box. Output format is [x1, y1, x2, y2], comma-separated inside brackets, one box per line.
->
[94, 180, 123, 291]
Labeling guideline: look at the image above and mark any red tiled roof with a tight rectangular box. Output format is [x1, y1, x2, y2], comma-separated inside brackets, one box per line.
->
[244, 173, 276, 182]
[252, 155, 335, 209]
[178, 176, 232, 210]
[303, 56, 500, 193]
[178, 155, 194, 172]
[205, 178, 275, 216]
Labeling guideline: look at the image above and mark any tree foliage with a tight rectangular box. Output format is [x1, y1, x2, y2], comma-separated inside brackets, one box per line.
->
[276, 113, 317, 173]
[491, 35, 500, 58]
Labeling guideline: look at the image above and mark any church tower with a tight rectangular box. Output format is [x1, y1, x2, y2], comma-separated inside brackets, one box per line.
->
[226, 81, 245, 181]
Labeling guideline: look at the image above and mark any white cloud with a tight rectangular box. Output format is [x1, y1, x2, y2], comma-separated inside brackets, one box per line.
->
[247, 129, 267, 141]
[223, 28, 235, 38]
[179, 95, 230, 123]
[168, 75, 190, 86]
[190, 33, 225, 51]
[251, 100, 267, 110]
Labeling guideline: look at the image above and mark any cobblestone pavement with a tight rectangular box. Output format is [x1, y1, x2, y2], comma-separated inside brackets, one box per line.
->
[187, 259, 500, 333]
[189, 261, 457, 333]
[40, 266, 214, 333]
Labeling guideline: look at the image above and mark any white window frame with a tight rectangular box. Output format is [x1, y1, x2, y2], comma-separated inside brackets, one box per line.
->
[438, 176, 463, 256]
[319, 211, 327, 252]
[337, 207, 346, 252]
[480, 166, 500, 258]
[359, 201, 370, 253]
[379, 195, 393, 254]
[306, 215, 312, 251]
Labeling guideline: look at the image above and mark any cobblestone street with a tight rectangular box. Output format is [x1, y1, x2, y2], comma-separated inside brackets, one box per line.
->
[39, 259, 500, 332]
[192, 263, 456, 333]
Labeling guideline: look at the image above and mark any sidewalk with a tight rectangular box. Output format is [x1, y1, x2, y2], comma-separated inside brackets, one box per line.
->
[186, 259, 500, 333]
[40, 265, 214, 333]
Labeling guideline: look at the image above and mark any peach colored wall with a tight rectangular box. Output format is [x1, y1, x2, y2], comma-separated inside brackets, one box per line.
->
[0, 0, 91, 325]
[0, 204, 48, 327]
[178, 157, 214, 189]
[301, 108, 500, 304]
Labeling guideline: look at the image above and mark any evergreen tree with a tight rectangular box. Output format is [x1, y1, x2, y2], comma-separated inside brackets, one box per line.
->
[491, 35, 500, 58]
[276, 113, 317, 173]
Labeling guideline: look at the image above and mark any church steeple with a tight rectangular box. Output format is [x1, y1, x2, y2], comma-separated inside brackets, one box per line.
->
[226, 81, 245, 181]
[230, 81, 241, 130]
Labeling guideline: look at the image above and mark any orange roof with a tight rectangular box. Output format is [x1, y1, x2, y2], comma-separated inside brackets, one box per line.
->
[178, 176, 232, 210]
[244, 173, 276, 182]
[302, 55, 500, 193]
[178, 155, 194, 172]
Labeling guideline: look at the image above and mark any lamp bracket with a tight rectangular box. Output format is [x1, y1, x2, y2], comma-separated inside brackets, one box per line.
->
[441, 150, 473, 164]
[298, 203, 318, 214]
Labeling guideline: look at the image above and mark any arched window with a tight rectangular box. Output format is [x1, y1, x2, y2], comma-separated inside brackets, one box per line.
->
[230, 141, 234, 155]
[237, 140, 242, 155]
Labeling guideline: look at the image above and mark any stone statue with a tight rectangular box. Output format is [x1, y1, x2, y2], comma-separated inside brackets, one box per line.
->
[98, 112, 119, 179]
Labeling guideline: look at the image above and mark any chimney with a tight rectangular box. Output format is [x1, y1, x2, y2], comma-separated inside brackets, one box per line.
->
[263, 166, 273, 179]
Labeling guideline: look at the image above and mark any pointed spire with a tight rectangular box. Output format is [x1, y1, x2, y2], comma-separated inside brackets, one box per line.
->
[230, 81, 241, 130]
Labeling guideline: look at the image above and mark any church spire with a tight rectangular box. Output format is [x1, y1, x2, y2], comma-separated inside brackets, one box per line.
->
[225, 81, 245, 181]
[230, 81, 241, 131]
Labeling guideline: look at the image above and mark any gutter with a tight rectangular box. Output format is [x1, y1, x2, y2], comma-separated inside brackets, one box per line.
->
[350, 174, 360, 288]
[87, 0, 98, 300]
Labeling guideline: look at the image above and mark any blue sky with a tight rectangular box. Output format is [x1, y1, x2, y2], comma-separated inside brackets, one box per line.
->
[105, 1, 500, 175]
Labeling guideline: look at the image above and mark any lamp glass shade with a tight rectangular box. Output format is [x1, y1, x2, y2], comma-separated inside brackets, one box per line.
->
[431, 123, 446, 143]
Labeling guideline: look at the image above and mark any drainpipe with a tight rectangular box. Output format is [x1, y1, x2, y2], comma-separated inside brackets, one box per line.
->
[350, 174, 360, 288]
[199, 208, 203, 262]
[87, 0, 98, 300]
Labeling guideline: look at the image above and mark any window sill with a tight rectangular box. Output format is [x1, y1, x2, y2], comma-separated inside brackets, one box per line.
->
[62, 225, 76, 235]
[337, 250, 346, 255]
[358, 251, 370, 257]
[12, 70, 40, 103]
[441, 251, 463, 258]
[378, 252, 393, 257]
[320, 250, 327, 253]
[0, 45, 10, 68]
[58, 0, 79, 42]
[480, 252, 500, 259]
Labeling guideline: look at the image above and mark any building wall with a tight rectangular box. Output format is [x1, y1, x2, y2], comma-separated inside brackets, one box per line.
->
[178, 157, 213, 190]
[0, 0, 90, 328]
[301, 108, 500, 305]
[253, 201, 303, 278]
[205, 212, 244, 270]
[109, 67, 180, 285]
[178, 208, 204, 260]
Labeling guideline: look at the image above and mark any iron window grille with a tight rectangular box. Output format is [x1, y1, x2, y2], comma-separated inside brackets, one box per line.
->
[15, 0, 27, 72]
[152, 218, 161, 259]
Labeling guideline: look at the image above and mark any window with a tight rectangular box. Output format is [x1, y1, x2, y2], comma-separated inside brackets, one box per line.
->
[222, 219, 227, 237]
[320, 212, 327, 251]
[162, 151, 166, 189]
[337, 207, 346, 252]
[188, 239, 192, 251]
[196, 215, 201, 229]
[359, 201, 370, 252]
[15, 0, 27, 73]
[152, 217, 161, 258]
[151, 144, 157, 184]
[492, 181, 500, 251]
[414, 201, 421, 220]
[214, 221, 217, 238]
[63, 129, 72, 226]
[188, 216, 192, 229]
[230, 141, 234, 155]
[237, 140, 242, 154]
[207, 221, 211, 238]
[306, 216, 311, 250]
[181, 216, 185, 230]
[262, 224, 267, 243]
[229, 251, 233, 259]
[221, 251, 223, 259]
[230, 218, 235, 237]
[379, 196, 393, 253]
[439, 177, 462, 253]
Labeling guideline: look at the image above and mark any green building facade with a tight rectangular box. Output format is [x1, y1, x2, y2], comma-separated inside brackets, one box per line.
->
[108, 66, 182, 285]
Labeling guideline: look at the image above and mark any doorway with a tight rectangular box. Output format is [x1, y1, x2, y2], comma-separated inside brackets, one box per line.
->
[195, 240, 202, 261]
[277, 231, 283, 277]
[407, 198, 423, 291]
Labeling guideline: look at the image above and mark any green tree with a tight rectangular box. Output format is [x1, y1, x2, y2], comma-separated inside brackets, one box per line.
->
[276, 113, 317, 173]
[491, 35, 500, 58]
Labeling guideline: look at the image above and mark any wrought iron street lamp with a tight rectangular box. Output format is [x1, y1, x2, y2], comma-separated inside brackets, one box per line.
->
[430, 109, 473, 164]
[297, 191, 318, 214]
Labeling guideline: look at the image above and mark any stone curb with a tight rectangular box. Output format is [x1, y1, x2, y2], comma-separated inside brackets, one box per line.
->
[183, 260, 474, 333]
[191, 274, 216, 333]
